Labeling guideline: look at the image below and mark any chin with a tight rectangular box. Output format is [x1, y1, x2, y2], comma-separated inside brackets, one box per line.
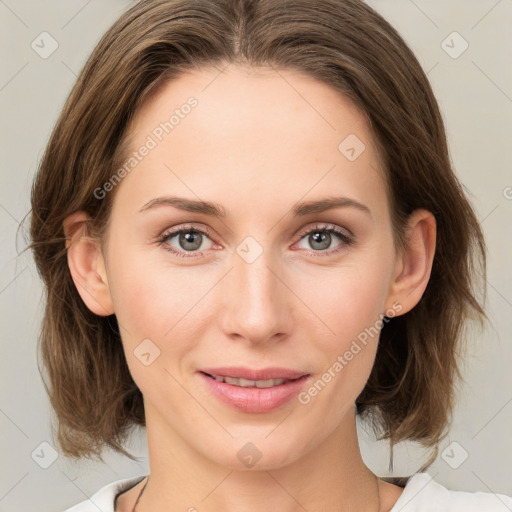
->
[199, 431, 309, 472]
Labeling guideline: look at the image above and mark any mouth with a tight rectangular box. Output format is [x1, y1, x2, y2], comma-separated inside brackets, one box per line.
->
[197, 367, 312, 413]
[200, 371, 305, 388]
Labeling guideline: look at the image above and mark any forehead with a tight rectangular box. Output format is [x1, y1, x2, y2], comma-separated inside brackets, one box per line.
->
[113, 64, 387, 218]
[129, 64, 373, 155]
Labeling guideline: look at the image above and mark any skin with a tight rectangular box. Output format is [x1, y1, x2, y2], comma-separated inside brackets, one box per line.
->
[64, 64, 436, 512]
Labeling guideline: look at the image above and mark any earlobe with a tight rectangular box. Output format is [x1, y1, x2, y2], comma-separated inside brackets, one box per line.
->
[63, 211, 114, 316]
[385, 209, 436, 315]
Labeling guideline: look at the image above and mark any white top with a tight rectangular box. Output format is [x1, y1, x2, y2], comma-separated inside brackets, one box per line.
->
[62, 472, 512, 511]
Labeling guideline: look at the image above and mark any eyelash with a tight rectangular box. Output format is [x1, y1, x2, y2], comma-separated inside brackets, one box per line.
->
[156, 223, 354, 259]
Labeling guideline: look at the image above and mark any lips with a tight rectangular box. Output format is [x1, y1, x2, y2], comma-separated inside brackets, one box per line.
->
[198, 369, 311, 413]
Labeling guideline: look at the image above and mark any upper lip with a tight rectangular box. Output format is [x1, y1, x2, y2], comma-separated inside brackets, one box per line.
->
[199, 366, 309, 381]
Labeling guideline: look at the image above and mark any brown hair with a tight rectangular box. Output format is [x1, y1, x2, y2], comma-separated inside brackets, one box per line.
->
[29, 0, 486, 470]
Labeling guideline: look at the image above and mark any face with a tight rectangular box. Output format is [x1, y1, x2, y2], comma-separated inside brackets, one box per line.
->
[98, 64, 403, 469]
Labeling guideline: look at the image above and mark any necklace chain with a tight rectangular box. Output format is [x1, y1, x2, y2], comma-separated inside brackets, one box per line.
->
[132, 477, 148, 512]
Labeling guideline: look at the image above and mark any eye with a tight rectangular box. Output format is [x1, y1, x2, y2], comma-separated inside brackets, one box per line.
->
[157, 223, 354, 259]
[157, 225, 216, 258]
[294, 224, 354, 255]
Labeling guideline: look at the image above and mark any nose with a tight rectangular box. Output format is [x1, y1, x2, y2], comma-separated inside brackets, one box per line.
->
[218, 245, 295, 345]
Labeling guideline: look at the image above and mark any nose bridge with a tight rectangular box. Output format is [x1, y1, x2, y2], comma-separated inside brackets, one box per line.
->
[220, 240, 292, 343]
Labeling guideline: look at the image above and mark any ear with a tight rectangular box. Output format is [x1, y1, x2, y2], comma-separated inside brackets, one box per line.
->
[63, 211, 114, 316]
[384, 209, 436, 316]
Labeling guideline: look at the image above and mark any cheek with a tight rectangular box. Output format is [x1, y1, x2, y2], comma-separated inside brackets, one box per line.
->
[110, 268, 174, 338]
[104, 241, 195, 379]
[107, 263, 198, 399]
[106, 234, 193, 335]
[305, 260, 392, 344]
[297, 257, 393, 401]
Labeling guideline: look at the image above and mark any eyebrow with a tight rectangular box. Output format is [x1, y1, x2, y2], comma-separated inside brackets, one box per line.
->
[139, 196, 227, 217]
[138, 195, 371, 218]
[292, 196, 371, 217]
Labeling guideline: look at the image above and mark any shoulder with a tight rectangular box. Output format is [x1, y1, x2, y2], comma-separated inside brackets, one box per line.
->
[59, 475, 147, 512]
[389, 472, 512, 512]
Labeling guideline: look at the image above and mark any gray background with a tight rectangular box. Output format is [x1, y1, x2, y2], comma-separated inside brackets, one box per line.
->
[1, 0, 511, 510]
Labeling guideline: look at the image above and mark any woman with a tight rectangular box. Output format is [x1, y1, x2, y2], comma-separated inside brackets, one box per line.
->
[29, 0, 512, 511]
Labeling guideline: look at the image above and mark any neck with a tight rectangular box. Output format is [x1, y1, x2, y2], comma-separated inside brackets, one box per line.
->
[135, 405, 383, 512]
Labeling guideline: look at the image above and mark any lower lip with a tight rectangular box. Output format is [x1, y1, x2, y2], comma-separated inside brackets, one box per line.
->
[198, 372, 310, 413]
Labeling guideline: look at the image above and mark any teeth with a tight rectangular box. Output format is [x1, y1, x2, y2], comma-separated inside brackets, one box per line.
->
[215, 375, 288, 387]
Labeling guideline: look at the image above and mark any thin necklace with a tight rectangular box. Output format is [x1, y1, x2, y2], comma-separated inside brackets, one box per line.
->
[131, 474, 381, 511]
[132, 476, 148, 512]
[375, 476, 381, 512]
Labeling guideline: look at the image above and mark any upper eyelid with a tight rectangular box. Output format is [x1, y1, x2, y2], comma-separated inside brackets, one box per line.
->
[160, 223, 214, 238]
[296, 223, 353, 239]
